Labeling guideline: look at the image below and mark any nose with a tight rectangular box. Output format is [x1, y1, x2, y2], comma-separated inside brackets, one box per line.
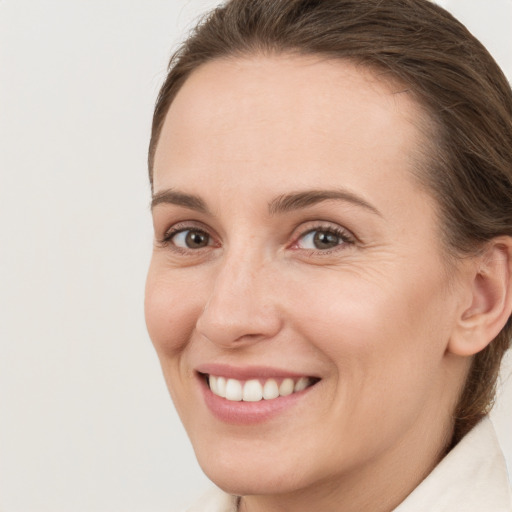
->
[195, 252, 282, 348]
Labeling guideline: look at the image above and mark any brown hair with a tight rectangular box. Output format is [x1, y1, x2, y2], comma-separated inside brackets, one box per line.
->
[148, 0, 512, 443]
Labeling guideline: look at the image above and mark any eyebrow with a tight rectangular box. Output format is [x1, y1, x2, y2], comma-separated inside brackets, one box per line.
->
[151, 187, 381, 217]
[151, 189, 209, 213]
[268, 189, 382, 216]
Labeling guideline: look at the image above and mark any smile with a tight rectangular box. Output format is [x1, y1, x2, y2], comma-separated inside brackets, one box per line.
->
[197, 367, 321, 424]
[207, 375, 317, 402]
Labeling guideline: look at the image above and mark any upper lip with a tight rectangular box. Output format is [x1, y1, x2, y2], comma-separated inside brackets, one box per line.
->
[195, 363, 317, 381]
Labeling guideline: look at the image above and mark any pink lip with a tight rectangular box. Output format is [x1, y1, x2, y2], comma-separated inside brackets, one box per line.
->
[195, 363, 313, 380]
[195, 364, 319, 425]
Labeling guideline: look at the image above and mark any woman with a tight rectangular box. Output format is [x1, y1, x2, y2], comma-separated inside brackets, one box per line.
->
[144, 1, 512, 510]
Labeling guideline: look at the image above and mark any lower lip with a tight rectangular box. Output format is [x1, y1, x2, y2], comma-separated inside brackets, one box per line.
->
[199, 376, 315, 425]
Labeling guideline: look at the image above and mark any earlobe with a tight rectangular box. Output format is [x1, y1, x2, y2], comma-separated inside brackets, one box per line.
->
[448, 237, 512, 357]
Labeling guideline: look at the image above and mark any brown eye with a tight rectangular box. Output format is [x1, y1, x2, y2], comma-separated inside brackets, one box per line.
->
[312, 231, 340, 249]
[296, 228, 349, 251]
[172, 229, 211, 249]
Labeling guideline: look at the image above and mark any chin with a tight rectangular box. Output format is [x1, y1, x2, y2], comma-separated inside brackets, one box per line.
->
[190, 427, 337, 499]
[200, 457, 310, 497]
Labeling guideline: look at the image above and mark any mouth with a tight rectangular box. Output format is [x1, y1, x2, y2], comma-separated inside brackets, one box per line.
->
[200, 373, 320, 402]
[195, 364, 321, 424]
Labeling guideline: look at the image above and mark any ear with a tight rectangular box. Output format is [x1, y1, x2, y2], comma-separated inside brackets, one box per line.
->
[448, 237, 512, 357]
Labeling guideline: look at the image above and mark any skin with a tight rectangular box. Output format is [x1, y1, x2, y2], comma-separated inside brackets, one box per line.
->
[145, 56, 478, 512]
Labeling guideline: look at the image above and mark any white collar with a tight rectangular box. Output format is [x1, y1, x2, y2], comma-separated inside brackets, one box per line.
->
[394, 416, 512, 511]
[187, 417, 511, 512]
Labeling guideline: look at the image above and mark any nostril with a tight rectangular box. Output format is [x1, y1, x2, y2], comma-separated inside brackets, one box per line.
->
[194, 262, 282, 347]
[196, 302, 282, 348]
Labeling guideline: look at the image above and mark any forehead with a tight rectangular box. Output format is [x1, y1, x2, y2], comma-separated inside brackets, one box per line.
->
[153, 55, 429, 200]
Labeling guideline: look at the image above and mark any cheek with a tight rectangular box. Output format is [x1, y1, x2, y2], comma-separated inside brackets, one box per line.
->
[289, 263, 452, 398]
[288, 271, 453, 463]
[144, 264, 203, 358]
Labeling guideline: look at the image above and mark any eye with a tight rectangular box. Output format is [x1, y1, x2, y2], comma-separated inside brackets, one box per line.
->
[167, 228, 213, 249]
[295, 227, 352, 251]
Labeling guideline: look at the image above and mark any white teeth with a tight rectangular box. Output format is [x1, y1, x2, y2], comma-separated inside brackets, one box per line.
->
[225, 378, 243, 401]
[262, 379, 279, 400]
[243, 379, 263, 402]
[209, 375, 218, 395]
[208, 375, 314, 401]
[217, 376, 227, 398]
[279, 378, 295, 396]
[294, 377, 309, 392]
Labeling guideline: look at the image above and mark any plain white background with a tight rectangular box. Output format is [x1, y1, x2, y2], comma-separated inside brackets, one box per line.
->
[0, 1, 511, 511]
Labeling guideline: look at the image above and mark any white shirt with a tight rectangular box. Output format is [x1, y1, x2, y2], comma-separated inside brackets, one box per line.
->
[184, 417, 512, 512]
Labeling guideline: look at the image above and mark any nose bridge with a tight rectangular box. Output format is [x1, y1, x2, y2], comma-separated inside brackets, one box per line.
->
[211, 250, 258, 310]
[196, 244, 281, 346]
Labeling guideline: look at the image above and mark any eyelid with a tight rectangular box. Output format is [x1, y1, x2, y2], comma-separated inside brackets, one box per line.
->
[289, 221, 356, 251]
[157, 220, 219, 249]
[155, 219, 356, 254]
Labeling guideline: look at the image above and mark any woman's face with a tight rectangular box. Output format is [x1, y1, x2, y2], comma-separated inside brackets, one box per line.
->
[146, 56, 469, 500]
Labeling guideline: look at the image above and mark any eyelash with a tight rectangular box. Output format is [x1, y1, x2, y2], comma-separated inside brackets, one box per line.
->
[158, 223, 214, 253]
[158, 222, 355, 255]
[291, 225, 355, 254]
